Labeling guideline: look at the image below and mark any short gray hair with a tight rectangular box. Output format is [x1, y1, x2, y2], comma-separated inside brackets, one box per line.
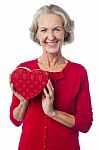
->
[29, 4, 74, 45]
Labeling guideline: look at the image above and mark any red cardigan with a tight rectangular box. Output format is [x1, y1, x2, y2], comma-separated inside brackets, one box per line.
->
[10, 59, 93, 150]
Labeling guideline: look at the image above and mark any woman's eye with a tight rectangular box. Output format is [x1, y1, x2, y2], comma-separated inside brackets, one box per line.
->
[56, 28, 61, 31]
[54, 28, 62, 32]
[40, 29, 47, 32]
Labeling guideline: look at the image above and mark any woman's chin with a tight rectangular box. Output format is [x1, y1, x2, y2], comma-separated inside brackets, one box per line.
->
[46, 49, 59, 54]
[45, 47, 60, 54]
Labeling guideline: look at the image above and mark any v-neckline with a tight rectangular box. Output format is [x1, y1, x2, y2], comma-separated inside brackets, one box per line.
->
[34, 58, 71, 82]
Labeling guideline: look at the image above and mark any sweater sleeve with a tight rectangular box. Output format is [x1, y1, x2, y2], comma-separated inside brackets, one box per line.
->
[72, 69, 93, 133]
[10, 94, 22, 126]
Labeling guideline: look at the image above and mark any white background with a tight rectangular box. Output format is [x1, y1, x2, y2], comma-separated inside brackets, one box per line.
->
[0, 0, 99, 149]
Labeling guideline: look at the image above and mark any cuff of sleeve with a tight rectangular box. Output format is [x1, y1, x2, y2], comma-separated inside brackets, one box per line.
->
[71, 115, 92, 133]
[10, 111, 22, 127]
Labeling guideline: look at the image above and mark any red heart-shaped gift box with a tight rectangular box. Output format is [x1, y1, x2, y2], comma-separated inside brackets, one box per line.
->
[11, 67, 49, 100]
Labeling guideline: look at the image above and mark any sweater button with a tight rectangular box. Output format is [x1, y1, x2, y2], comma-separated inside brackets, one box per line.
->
[44, 145, 46, 149]
[54, 80, 57, 83]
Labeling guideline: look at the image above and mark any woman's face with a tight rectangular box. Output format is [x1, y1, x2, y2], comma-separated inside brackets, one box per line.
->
[37, 13, 65, 54]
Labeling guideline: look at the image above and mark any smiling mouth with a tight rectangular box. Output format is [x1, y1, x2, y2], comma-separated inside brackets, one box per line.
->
[46, 41, 57, 47]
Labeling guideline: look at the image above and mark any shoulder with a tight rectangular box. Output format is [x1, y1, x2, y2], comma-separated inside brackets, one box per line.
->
[17, 59, 38, 70]
[69, 60, 87, 74]
[67, 60, 88, 80]
[66, 60, 89, 85]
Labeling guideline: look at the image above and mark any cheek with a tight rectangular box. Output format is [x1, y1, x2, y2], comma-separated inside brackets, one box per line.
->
[38, 34, 46, 43]
[56, 33, 64, 41]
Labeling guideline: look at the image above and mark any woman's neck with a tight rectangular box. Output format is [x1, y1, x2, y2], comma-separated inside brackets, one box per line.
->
[38, 52, 67, 71]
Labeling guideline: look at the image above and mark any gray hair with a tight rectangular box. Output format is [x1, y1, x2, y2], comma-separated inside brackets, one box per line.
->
[29, 4, 74, 45]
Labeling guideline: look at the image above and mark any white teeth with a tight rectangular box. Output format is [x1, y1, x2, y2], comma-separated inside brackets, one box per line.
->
[47, 42, 56, 46]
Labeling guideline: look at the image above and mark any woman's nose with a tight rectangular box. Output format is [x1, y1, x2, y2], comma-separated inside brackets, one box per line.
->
[47, 30, 55, 40]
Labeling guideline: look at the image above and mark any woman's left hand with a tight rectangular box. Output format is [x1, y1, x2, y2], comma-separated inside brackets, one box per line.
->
[42, 79, 55, 117]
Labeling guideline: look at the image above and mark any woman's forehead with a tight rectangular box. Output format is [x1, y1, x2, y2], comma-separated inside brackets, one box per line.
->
[37, 13, 64, 27]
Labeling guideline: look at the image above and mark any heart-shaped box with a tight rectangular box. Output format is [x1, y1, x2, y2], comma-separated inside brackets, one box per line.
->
[11, 67, 49, 100]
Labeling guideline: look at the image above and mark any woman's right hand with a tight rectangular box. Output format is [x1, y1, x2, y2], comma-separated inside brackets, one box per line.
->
[9, 74, 29, 121]
[9, 74, 28, 105]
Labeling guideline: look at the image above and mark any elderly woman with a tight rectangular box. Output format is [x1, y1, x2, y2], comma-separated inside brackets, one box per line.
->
[10, 4, 93, 150]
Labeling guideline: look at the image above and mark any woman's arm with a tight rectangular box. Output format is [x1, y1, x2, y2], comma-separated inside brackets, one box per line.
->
[48, 109, 75, 128]
[42, 80, 75, 128]
[42, 78, 93, 131]
[10, 82, 29, 122]
[13, 99, 28, 121]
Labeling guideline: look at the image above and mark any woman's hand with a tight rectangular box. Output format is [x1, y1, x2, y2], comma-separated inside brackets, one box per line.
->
[42, 79, 75, 127]
[9, 74, 29, 121]
[42, 79, 55, 117]
[9, 74, 28, 106]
